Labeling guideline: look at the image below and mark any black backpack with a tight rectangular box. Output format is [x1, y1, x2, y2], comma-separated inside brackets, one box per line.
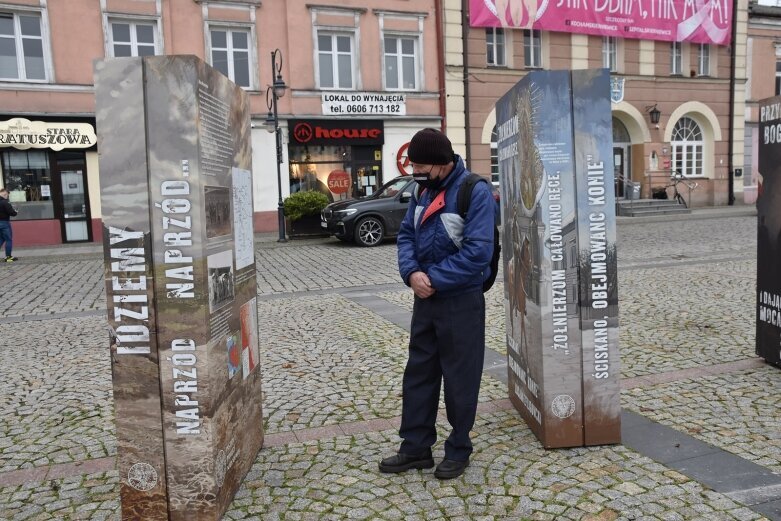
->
[457, 173, 501, 293]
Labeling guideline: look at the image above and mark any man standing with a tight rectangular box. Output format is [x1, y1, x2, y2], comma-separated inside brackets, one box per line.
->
[379, 128, 495, 480]
[0, 188, 18, 262]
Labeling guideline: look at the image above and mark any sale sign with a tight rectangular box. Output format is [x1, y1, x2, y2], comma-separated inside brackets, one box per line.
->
[469, 0, 732, 46]
[327, 170, 351, 194]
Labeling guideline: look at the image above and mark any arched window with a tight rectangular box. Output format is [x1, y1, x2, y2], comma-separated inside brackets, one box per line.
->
[671, 117, 704, 177]
[612, 117, 630, 143]
[490, 126, 499, 184]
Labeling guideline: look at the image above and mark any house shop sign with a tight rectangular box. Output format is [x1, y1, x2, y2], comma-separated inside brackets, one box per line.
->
[0, 118, 97, 151]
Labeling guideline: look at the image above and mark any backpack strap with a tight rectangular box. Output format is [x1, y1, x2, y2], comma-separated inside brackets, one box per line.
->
[457, 173, 488, 218]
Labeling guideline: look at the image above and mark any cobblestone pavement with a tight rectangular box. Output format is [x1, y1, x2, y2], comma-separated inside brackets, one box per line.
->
[1, 211, 780, 520]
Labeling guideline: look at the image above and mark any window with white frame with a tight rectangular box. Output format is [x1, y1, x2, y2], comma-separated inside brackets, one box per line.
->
[490, 126, 499, 184]
[384, 35, 418, 90]
[670, 41, 682, 75]
[486, 28, 505, 67]
[109, 19, 158, 57]
[697, 44, 710, 76]
[602, 36, 617, 72]
[0, 11, 46, 81]
[671, 117, 704, 177]
[524, 30, 541, 68]
[209, 26, 252, 88]
[776, 61, 781, 96]
[317, 31, 354, 89]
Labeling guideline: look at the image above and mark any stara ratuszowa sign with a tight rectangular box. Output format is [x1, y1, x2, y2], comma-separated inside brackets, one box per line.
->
[0, 118, 97, 151]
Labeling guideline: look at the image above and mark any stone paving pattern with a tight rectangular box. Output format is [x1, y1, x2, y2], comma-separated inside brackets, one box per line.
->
[259, 294, 508, 434]
[623, 366, 781, 474]
[0, 213, 778, 520]
[0, 316, 115, 473]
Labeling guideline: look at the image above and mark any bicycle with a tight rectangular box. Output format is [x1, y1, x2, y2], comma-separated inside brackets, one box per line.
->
[666, 170, 699, 208]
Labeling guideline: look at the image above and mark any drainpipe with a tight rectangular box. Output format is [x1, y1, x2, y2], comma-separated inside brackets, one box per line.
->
[461, 0, 472, 160]
[434, 0, 446, 132]
[727, 0, 738, 206]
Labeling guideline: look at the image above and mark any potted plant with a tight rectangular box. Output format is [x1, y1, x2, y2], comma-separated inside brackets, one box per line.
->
[283, 190, 330, 237]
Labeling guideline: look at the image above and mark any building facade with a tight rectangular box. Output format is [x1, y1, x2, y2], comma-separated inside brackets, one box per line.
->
[0, 0, 443, 246]
[746, 0, 781, 204]
[443, 0, 750, 208]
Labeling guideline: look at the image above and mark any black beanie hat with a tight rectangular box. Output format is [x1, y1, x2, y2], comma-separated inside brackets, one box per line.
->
[407, 128, 455, 165]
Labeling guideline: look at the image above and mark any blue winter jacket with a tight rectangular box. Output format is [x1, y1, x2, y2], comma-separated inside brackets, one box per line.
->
[397, 156, 495, 298]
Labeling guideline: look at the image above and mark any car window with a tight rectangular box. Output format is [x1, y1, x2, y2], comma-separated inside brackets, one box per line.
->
[375, 177, 412, 199]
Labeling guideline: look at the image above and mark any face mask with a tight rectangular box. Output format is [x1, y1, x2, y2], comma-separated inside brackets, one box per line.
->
[413, 167, 442, 190]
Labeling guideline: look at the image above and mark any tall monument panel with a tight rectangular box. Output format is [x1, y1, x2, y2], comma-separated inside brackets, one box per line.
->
[757, 95, 781, 367]
[497, 69, 621, 448]
[497, 70, 585, 448]
[95, 55, 263, 520]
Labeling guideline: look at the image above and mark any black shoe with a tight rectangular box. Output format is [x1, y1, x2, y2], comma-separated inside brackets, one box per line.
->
[378, 450, 434, 473]
[434, 458, 469, 479]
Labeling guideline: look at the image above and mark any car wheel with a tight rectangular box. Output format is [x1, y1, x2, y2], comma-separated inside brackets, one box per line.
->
[354, 216, 385, 247]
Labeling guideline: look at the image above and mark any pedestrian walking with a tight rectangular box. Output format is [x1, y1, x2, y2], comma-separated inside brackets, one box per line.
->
[0, 187, 18, 262]
[379, 128, 495, 480]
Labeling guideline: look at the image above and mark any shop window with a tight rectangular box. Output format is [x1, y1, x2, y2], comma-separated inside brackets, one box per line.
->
[523, 30, 541, 68]
[208, 26, 253, 88]
[1, 150, 54, 219]
[486, 28, 505, 67]
[671, 117, 704, 178]
[384, 35, 418, 90]
[289, 146, 352, 201]
[670, 41, 682, 75]
[317, 31, 354, 90]
[108, 19, 158, 57]
[0, 11, 46, 81]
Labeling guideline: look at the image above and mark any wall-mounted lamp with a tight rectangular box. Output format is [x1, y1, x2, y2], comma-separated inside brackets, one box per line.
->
[645, 104, 661, 125]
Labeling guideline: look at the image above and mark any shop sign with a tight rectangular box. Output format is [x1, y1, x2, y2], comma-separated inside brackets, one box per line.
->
[289, 119, 384, 146]
[396, 142, 412, 176]
[327, 170, 351, 194]
[0, 118, 97, 151]
[322, 92, 406, 116]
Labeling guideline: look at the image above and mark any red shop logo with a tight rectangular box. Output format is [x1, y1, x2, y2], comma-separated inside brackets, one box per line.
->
[293, 123, 314, 143]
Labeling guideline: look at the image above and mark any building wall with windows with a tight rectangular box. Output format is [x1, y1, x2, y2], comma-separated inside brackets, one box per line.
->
[445, 0, 749, 208]
[0, 0, 443, 245]
[745, 1, 781, 204]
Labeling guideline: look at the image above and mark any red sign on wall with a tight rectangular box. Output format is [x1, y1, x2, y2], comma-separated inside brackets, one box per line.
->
[327, 170, 351, 194]
[396, 142, 411, 176]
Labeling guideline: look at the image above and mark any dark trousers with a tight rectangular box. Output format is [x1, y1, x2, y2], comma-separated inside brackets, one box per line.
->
[399, 289, 485, 461]
[0, 221, 11, 257]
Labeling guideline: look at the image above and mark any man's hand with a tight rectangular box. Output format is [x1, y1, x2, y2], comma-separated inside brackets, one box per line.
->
[409, 271, 435, 299]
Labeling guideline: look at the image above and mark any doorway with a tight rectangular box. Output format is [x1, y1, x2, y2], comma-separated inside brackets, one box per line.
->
[612, 117, 632, 199]
[52, 151, 91, 242]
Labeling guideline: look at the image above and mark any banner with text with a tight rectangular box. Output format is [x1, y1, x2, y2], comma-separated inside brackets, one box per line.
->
[322, 93, 406, 116]
[469, 0, 732, 46]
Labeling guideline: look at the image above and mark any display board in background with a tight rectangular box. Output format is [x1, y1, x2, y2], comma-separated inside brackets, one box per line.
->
[756, 95, 781, 368]
[95, 55, 263, 520]
[496, 68, 620, 448]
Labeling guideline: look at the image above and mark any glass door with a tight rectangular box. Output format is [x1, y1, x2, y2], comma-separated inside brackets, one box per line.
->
[53, 152, 91, 242]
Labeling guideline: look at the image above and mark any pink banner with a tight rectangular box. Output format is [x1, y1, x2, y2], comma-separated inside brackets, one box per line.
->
[469, 0, 732, 46]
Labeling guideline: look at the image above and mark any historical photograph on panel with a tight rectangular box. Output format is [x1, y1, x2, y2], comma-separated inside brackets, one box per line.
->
[208, 250, 235, 313]
[226, 332, 240, 379]
[232, 167, 254, 270]
[498, 70, 585, 448]
[205, 186, 232, 239]
[240, 298, 259, 378]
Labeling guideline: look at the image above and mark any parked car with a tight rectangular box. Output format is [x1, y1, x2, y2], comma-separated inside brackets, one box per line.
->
[321, 176, 417, 246]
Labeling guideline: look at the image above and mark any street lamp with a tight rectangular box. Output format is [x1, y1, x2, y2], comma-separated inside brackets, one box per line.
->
[265, 48, 287, 242]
